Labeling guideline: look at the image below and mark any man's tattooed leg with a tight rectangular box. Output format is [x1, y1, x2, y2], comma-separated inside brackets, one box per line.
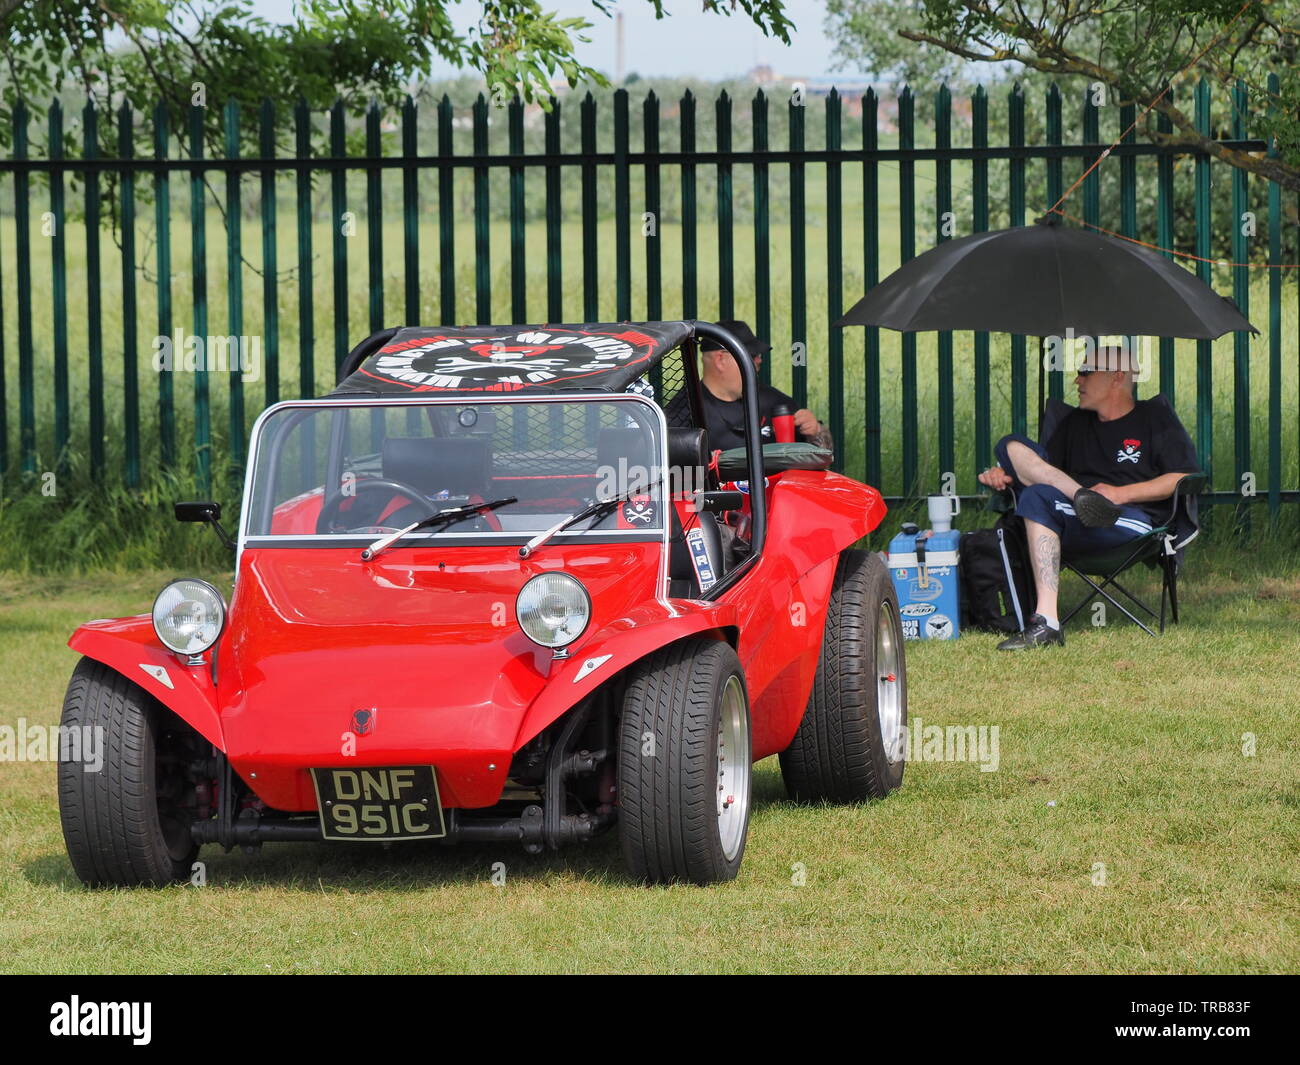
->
[1033, 533, 1060, 592]
[1022, 518, 1061, 620]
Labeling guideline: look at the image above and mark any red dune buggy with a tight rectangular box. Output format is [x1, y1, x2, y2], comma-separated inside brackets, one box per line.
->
[58, 321, 906, 885]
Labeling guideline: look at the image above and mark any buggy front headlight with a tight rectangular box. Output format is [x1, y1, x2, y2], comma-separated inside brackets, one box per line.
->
[152, 578, 227, 657]
[516, 573, 591, 648]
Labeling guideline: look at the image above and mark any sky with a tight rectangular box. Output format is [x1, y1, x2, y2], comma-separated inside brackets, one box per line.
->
[258, 1, 850, 81]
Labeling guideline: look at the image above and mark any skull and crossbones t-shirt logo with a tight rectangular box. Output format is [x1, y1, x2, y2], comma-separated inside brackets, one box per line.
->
[1116, 438, 1142, 463]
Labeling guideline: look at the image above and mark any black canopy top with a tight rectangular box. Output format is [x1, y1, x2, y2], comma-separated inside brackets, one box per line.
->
[330, 321, 694, 396]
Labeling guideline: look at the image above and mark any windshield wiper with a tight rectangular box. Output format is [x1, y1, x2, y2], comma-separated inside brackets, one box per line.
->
[361, 496, 518, 561]
[518, 480, 661, 560]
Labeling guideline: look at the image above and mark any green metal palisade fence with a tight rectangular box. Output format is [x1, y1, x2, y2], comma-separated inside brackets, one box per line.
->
[0, 82, 1295, 514]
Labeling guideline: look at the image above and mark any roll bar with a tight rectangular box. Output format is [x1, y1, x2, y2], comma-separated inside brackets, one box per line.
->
[692, 320, 767, 580]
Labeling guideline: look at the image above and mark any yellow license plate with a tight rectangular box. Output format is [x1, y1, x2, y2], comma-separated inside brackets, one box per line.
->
[310, 766, 446, 841]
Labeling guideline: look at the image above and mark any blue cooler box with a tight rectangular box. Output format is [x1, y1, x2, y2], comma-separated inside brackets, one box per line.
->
[886, 529, 961, 640]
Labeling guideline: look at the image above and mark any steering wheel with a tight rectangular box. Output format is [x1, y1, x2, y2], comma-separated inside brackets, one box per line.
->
[316, 478, 433, 535]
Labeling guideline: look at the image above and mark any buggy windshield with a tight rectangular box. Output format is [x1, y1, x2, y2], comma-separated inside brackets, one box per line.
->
[242, 395, 667, 543]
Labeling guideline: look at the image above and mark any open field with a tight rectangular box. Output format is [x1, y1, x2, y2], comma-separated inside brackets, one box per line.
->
[1, 544, 1296, 974]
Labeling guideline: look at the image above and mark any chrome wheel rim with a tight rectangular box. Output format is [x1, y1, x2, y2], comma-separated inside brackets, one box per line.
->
[716, 674, 750, 861]
[876, 601, 904, 764]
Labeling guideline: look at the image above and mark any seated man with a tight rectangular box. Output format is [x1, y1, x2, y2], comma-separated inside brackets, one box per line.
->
[977, 344, 1199, 650]
[697, 319, 833, 452]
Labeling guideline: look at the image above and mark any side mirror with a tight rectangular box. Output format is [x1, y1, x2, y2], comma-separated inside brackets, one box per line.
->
[175, 501, 222, 523]
[174, 501, 235, 550]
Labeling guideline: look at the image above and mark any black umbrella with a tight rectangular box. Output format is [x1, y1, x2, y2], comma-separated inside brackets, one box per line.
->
[834, 215, 1257, 338]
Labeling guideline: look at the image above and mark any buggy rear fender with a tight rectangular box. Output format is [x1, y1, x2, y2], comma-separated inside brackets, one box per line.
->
[69, 617, 226, 750]
[513, 599, 739, 748]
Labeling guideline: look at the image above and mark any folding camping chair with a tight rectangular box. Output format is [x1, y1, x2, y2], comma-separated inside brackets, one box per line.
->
[992, 395, 1205, 637]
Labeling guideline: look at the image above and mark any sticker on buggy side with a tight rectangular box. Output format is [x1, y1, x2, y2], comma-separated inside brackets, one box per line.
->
[685, 526, 717, 591]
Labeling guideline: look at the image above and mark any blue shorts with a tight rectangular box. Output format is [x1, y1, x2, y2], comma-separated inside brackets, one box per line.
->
[994, 434, 1153, 554]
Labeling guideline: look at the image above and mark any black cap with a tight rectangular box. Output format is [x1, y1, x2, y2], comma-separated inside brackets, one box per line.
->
[700, 318, 772, 359]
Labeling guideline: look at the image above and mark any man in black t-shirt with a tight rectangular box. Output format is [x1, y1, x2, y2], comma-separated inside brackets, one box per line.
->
[696, 320, 833, 452]
[978, 345, 1199, 650]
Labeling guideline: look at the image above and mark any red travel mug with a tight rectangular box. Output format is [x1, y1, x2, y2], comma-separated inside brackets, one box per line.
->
[771, 404, 795, 443]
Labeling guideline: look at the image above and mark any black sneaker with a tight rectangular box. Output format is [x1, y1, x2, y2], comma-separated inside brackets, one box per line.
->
[1072, 487, 1120, 528]
[997, 614, 1065, 650]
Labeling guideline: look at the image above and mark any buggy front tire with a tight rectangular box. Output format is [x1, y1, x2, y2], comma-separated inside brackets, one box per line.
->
[618, 638, 752, 885]
[780, 548, 907, 802]
[58, 658, 202, 887]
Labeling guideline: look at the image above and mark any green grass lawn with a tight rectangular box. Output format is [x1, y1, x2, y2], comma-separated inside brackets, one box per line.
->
[1, 544, 1297, 974]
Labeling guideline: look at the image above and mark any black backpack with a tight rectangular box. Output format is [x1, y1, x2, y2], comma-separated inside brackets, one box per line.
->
[960, 514, 1037, 634]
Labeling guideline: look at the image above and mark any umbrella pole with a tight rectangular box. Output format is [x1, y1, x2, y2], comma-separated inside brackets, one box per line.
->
[1037, 335, 1046, 433]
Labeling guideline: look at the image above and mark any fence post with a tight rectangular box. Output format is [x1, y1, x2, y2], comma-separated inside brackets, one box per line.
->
[1008, 84, 1027, 438]
[972, 85, 990, 478]
[826, 89, 843, 472]
[716, 90, 734, 322]
[644, 92, 662, 323]
[473, 94, 491, 324]
[366, 101, 384, 333]
[1266, 73, 1282, 519]
[614, 89, 632, 323]
[1120, 99, 1138, 397]
[1119, 100, 1137, 240]
[863, 88, 880, 490]
[752, 90, 771, 388]
[1231, 80, 1251, 530]
[509, 95, 527, 322]
[438, 95, 457, 325]
[294, 98, 314, 398]
[544, 97, 562, 323]
[84, 102, 105, 478]
[14, 100, 34, 476]
[119, 103, 140, 489]
[50, 100, 70, 469]
[898, 85, 916, 493]
[790, 86, 807, 413]
[155, 105, 175, 465]
[1156, 92, 1176, 403]
[330, 99, 348, 375]
[260, 98, 280, 406]
[1045, 83, 1062, 412]
[680, 90, 697, 320]
[403, 95, 421, 326]
[580, 92, 598, 322]
[1194, 79, 1214, 493]
[189, 100, 209, 494]
[224, 99, 245, 476]
[934, 84, 952, 484]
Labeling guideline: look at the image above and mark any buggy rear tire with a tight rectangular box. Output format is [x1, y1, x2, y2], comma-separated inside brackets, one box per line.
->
[618, 638, 752, 885]
[780, 548, 907, 802]
[58, 658, 202, 887]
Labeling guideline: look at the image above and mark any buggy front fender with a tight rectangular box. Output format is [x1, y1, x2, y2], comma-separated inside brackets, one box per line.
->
[513, 599, 739, 748]
[69, 617, 226, 750]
